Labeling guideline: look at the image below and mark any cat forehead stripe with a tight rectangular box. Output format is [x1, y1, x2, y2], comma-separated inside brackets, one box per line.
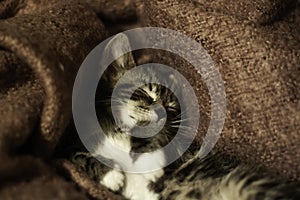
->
[143, 86, 158, 101]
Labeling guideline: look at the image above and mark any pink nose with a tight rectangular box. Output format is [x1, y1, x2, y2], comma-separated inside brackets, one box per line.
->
[149, 110, 159, 122]
[149, 104, 167, 123]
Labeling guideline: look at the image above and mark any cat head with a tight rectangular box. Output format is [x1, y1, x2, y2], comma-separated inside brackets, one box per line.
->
[101, 33, 181, 139]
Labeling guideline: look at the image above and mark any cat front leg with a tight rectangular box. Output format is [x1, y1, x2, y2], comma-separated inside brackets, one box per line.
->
[123, 173, 160, 200]
[122, 150, 166, 200]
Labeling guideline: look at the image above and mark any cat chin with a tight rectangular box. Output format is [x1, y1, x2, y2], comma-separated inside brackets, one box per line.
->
[93, 134, 132, 169]
[132, 149, 166, 173]
[117, 105, 137, 130]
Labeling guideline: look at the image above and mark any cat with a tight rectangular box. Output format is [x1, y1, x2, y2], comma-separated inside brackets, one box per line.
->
[71, 33, 300, 200]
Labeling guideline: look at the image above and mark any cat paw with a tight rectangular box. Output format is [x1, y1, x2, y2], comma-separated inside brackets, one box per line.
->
[100, 170, 124, 192]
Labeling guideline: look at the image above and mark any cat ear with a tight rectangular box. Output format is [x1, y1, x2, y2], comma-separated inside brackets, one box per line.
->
[104, 33, 136, 70]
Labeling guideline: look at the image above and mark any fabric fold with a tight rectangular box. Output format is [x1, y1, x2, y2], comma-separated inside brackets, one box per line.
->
[0, 0, 107, 155]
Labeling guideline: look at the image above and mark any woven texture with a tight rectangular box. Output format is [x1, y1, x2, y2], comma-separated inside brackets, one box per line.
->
[144, 0, 300, 181]
[0, 0, 123, 199]
[85, 0, 137, 22]
[192, 0, 295, 24]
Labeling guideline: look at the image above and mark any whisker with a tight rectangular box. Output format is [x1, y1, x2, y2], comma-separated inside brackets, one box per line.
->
[170, 117, 193, 124]
[95, 98, 125, 104]
[173, 109, 189, 119]
[162, 128, 193, 138]
[170, 125, 194, 130]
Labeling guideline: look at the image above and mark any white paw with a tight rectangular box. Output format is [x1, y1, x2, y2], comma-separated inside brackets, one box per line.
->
[100, 170, 124, 191]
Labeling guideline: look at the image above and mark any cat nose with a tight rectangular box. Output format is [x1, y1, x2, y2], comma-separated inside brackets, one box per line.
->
[150, 104, 166, 122]
[149, 110, 158, 122]
[156, 107, 167, 121]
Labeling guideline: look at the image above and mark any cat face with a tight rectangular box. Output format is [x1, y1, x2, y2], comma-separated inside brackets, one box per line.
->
[115, 82, 180, 132]
[100, 34, 181, 134]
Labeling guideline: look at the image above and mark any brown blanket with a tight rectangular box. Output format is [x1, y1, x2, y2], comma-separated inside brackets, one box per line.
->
[0, 0, 299, 199]
[144, 0, 300, 181]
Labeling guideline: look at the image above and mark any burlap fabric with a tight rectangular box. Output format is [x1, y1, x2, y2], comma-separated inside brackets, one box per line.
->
[84, 0, 137, 22]
[191, 0, 296, 24]
[0, 0, 299, 199]
[144, 0, 300, 181]
[0, 0, 125, 199]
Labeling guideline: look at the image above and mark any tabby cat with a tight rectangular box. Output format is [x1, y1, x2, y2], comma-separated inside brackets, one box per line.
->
[71, 33, 299, 200]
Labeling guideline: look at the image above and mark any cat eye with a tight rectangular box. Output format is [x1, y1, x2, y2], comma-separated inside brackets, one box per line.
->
[131, 90, 154, 105]
[137, 105, 148, 109]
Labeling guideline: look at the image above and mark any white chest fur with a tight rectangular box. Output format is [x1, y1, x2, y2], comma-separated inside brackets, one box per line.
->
[94, 134, 166, 200]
